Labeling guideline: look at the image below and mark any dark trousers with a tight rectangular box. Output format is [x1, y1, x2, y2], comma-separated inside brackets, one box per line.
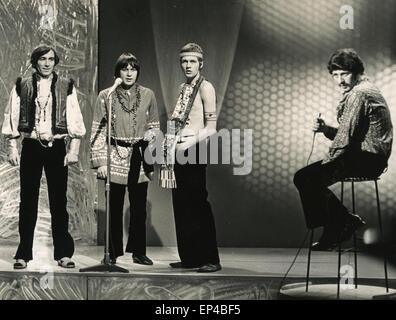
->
[109, 181, 148, 259]
[15, 138, 74, 261]
[293, 151, 387, 229]
[172, 161, 220, 266]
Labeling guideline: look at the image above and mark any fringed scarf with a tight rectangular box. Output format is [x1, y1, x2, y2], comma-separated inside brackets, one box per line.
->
[159, 75, 204, 188]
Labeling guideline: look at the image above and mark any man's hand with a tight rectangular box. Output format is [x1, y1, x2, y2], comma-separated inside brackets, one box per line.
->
[8, 150, 20, 166]
[97, 166, 107, 180]
[64, 153, 78, 166]
[143, 128, 158, 143]
[312, 117, 329, 134]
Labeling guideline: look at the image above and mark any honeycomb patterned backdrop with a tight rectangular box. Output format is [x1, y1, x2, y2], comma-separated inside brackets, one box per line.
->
[217, 0, 396, 243]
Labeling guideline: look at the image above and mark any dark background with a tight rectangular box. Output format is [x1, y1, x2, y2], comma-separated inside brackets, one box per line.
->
[97, 0, 396, 247]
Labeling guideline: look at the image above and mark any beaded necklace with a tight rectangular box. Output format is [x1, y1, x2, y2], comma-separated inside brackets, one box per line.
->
[116, 84, 141, 113]
[34, 93, 51, 122]
[111, 84, 141, 159]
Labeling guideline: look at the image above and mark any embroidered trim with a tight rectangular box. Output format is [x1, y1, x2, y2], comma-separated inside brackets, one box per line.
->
[170, 76, 204, 133]
[160, 76, 205, 189]
[204, 112, 217, 121]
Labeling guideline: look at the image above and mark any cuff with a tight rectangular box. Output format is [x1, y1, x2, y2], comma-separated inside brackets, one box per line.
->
[68, 138, 81, 156]
[7, 138, 19, 154]
[91, 157, 107, 169]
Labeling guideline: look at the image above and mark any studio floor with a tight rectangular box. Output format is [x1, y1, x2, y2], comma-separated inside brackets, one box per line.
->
[0, 243, 395, 300]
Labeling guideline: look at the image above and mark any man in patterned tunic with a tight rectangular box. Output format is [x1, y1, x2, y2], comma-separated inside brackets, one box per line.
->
[294, 48, 393, 250]
[90, 53, 159, 265]
[2, 45, 86, 269]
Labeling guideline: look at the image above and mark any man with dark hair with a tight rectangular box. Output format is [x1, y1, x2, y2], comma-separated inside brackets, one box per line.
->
[114, 53, 141, 79]
[90, 52, 159, 266]
[2, 44, 86, 269]
[294, 48, 393, 250]
[162, 43, 221, 272]
[327, 48, 365, 76]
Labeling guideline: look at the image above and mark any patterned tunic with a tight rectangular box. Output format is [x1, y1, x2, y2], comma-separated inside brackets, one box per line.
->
[90, 83, 159, 185]
[323, 77, 393, 164]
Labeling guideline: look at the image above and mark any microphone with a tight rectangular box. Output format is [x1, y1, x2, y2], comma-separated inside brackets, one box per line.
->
[306, 112, 322, 165]
[107, 78, 122, 98]
[314, 113, 322, 136]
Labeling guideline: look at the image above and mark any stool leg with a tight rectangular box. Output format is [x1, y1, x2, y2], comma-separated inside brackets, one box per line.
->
[337, 181, 345, 299]
[341, 181, 344, 203]
[351, 181, 358, 288]
[306, 229, 314, 292]
[374, 180, 389, 292]
[337, 238, 342, 299]
[353, 233, 358, 288]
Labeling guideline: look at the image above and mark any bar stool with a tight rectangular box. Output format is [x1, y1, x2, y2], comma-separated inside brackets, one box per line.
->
[305, 176, 389, 299]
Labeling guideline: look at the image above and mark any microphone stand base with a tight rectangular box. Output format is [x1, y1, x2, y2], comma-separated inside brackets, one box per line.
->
[79, 262, 129, 273]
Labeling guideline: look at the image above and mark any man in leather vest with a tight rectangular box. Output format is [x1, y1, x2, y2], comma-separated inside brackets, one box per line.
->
[2, 45, 86, 269]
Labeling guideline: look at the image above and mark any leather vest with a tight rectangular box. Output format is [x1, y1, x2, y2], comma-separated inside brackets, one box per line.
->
[15, 72, 74, 134]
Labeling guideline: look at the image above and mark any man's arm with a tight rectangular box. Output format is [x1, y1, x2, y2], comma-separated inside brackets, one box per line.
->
[201, 80, 217, 133]
[322, 91, 366, 164]
[90, 90, 109, 179]
[65, 85, 86, 165]
[176, 81, 217, 150]
[313, 117, 338, 140]
[323, 125, 338, 140]
[2, 86, 21, 166]
[144, 90, 160, 143]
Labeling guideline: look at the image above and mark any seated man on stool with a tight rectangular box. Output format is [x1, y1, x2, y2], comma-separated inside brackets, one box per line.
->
[294, 48, 393, 250]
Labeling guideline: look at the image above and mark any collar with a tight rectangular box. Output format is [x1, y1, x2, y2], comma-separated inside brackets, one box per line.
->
[119, 82, 137, 91]
[117, 82, 138, 97]
[342, 74, 369, 96]
[36, 72, 54, 82]
[33, 71, 57, 84]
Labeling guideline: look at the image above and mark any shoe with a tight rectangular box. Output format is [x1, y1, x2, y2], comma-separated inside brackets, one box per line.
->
[132, 254, 153, 265]
[311, 241, 337, 251]
[57, 257, 75, 268]
[13, 259, 28, 269]
[310, 224, 340, 251]
[169, 261, 201, 268]
[197, 263, 222, 273]
[340, 213, 366, 242]
[311, 226, 340, 251]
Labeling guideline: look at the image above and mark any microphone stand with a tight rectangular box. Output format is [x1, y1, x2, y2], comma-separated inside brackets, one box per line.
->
[80, 91, 129, 273]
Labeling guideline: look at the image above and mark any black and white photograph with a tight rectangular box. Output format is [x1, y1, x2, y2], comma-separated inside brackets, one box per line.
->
[0, 0, 396, 307]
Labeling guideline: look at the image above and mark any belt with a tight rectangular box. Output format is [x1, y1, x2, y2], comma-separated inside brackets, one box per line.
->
[110, 138, 134, 148]
[24, 137, 63, 148]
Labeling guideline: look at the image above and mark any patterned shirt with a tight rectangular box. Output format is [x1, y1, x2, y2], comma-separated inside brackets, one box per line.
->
[322, 77, 393, 164]
[90, 83, 160, 185]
